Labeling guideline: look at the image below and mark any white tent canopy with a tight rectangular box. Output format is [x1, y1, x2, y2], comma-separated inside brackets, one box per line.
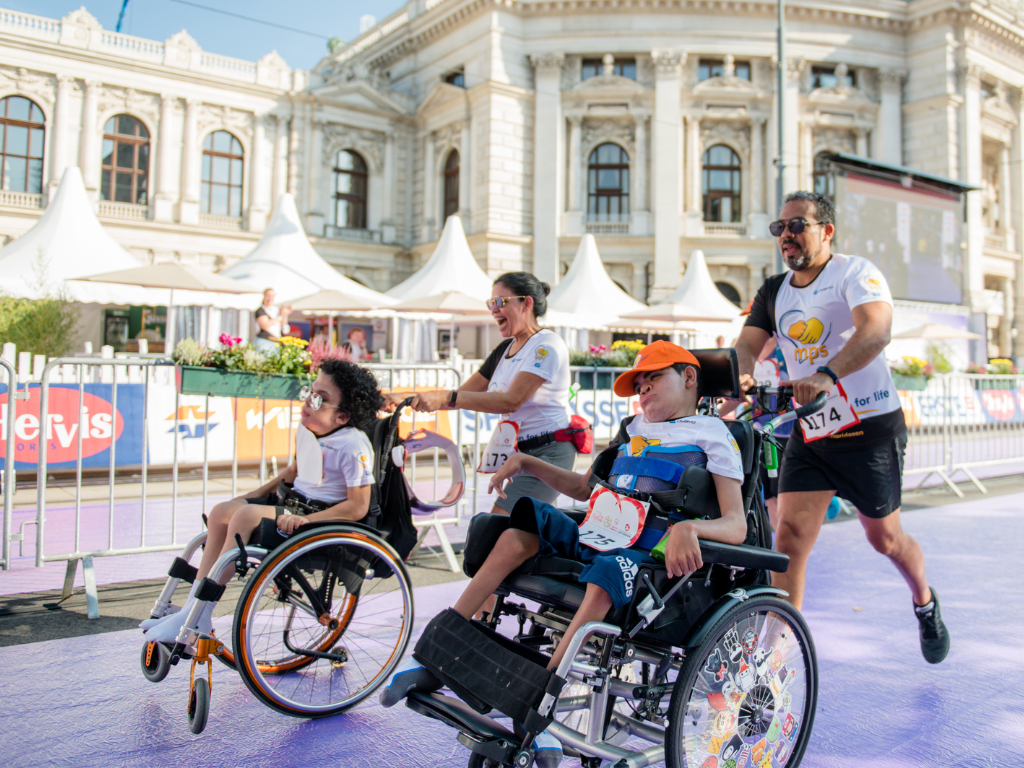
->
[386, 216, 492, 300]
[223, 193, 396, 305]
[660, 249, 742, 322]
[0, 167, 255, 309]
[545, 234, 647, 330]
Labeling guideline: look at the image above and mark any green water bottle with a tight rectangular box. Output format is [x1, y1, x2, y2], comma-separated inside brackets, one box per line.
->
[764, 440, 779, 478]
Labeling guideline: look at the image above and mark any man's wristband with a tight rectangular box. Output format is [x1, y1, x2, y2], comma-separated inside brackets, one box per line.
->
[448, 389, 458, 407]
[816, 366, 839, 385]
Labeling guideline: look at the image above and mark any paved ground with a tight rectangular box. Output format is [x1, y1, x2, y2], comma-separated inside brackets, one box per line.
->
[0, 488, 1020, 768]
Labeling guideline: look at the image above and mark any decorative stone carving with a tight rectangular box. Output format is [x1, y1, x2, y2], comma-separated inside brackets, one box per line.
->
[165, 30, 201, 50]
[432, 121, 463, 153]
[326, 57, 389, 91]
[99, 84, 160, 124]
[562, 55, 582, 90]
[582, 119, 635, 154]
[700, 122, 750, 159]
[812, 126, 856, 155]
[808, 63, 870, 103]
[958, 63, 985, 89]
[63, 7, 102, 28]
[321, 123, 385, 170]
[651, 50, 685, 76]
[529, 53, 565, 77]
[635, 55, 656, 87]
[0, 67, 55, 109]
[695, 53, 757, 93]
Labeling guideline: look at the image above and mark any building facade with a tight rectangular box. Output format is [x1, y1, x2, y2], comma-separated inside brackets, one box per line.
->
[2, 2, 1023, 358]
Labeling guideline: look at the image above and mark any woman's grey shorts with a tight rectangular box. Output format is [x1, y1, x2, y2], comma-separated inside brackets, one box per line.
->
[492, 440, 578, 513]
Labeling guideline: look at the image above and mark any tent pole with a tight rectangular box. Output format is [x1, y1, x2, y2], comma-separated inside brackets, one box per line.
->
[450, 315, 456, 360]
[327, 312, 333, 347]
[165, 288, 176, 355]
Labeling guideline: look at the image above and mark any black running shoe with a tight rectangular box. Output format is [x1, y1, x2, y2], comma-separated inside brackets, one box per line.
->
[914, 588, 950, 664]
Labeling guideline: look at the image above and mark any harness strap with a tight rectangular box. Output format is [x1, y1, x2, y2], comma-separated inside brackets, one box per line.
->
[610, 456, 686, 486]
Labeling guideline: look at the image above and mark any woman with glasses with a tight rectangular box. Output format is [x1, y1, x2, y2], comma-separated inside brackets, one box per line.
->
[141, 359, 383, 643]
[392, 271, 577, 516]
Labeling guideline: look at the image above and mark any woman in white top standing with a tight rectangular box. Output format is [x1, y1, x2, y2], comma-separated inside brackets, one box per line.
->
[404, 272, 576, 515]
[254, 288, 291, 352]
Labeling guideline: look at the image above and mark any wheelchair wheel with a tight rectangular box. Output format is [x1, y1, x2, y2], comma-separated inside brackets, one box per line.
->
[140, 641, 171, 683]
[467, 754, 503, 768]
[188, 678, 210, 734]
[665, 595, 817, 768]
[232, 525, 414, 718]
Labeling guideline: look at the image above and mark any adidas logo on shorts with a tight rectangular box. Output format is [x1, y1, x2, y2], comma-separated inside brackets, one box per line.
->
[616, 556, 638, 598]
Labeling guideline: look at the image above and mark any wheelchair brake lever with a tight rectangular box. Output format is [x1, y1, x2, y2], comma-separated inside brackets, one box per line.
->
[629, 571, 693, 638]
[234, 534, 249, 578]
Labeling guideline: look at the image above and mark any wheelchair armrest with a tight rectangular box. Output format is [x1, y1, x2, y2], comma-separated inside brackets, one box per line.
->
[699, 541, 789, 573]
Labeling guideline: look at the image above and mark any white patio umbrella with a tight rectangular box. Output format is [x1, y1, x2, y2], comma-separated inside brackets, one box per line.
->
[892, 323, 982, 341]
[289, 289, 393, 347]
[74, 262, 260, 352]
[389, 291, 491, 360]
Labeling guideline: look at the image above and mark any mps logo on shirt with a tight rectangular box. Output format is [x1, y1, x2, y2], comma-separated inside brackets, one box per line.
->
[358, 452, 373, 479]
[779, 310, 831, 366]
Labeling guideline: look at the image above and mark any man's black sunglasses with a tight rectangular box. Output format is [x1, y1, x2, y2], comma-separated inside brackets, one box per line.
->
[769, 218, 822, 237]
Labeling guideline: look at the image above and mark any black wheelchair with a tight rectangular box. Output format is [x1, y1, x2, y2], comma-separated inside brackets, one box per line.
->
[405, 350, 825, 768]
[139, 400, 421, 733]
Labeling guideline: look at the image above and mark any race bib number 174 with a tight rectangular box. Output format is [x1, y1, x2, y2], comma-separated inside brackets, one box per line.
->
[798, 382, 860, 442]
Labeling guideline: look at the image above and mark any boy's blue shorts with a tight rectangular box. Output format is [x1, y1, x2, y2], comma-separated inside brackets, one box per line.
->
[509, 497, 655, 609]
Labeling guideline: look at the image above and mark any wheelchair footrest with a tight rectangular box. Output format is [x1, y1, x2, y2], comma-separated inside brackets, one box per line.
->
[167, 557, 198, 583]
[407, 692, 516, 744]
[414, 608, 564, 726]
[194, 578, 225, 603]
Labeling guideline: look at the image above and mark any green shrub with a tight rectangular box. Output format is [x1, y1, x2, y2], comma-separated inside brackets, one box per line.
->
[0, 290, 80, 358]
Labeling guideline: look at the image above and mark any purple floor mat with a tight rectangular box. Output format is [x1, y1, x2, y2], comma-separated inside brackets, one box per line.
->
[0, 492, 1021, 767]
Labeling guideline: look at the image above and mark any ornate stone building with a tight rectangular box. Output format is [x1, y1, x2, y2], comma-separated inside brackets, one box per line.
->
[2, 2, 1024, 357]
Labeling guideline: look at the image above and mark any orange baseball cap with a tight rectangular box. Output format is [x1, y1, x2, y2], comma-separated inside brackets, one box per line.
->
[739, 299, 754, 316]
[613, 340, 701, 397]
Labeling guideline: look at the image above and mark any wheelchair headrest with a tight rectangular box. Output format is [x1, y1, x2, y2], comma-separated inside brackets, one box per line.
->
[690, 348, 741, 399]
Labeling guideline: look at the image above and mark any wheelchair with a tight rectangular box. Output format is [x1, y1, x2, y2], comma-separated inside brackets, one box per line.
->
[404, 349, 826, 768]
[139, 399, 423, 733]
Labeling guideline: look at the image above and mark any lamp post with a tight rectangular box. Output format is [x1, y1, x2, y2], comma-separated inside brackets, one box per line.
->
[774, 0, 786, 275]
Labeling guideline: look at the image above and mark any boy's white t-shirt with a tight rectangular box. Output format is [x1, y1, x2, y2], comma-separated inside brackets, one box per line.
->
[620, 413, 744, 482]
[292, 426, 375, 503]
[486, 329, 572, 439]
[774, 253, 900, 419]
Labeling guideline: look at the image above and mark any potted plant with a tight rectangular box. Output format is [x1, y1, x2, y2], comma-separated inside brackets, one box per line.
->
[570, 340, 642, 390]
[890, 356, 933, 391]
[967, 359, 1019, 390]
[173, 334, 313, 400]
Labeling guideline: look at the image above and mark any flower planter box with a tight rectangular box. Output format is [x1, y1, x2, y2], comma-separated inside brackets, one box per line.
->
[576, 371, 614, 391]
[971, 378, 1017, 391]
[891, 373, 929, 391]
[175, 365, 306, 400]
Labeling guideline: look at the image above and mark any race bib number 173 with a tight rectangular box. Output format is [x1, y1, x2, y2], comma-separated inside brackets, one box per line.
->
[477, 420, 519, 473]
[798, 382, 860, 442]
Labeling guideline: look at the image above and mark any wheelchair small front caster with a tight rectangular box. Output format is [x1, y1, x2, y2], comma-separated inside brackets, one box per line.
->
[140, 641, 170, 683]
[512, 749, 534, 768]
[467, 754, 502, 768]
[188, 677, 210, 734]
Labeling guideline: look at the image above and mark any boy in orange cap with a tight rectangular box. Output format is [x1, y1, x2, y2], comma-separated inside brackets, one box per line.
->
[381, 341, 747, 759]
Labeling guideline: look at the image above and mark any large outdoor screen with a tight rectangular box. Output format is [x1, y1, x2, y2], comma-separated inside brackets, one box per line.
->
[834, 173, 963, 304]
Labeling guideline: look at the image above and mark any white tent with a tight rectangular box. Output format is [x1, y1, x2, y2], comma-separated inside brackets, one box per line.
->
[659, 250, 742, 322]
[223, 193, 396, 305]
[545, 234, 647, 330]
[386, 216, 492, 300]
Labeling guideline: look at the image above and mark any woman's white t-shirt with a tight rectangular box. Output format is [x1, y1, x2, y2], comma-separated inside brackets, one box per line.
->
[481, 329, 572, 440]
[292, 426, 375, 503]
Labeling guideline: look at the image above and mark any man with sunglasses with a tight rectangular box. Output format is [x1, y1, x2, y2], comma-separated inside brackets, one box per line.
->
[735, 190, 949, 665]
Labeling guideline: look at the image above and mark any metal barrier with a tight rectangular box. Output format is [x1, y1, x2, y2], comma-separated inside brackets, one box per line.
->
[1, 357, 26, 571]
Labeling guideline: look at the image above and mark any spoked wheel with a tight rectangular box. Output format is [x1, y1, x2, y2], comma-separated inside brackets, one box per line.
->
[232, 526, 414, 718]
[188, 678, 211, 734]
[140, 641, 171, 683]
[467, 754, 504, 768]
[665, 595, 817, 768]
[209, 554, 263, 672]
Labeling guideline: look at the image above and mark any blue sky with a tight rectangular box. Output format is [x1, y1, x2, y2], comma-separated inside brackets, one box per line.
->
[15, 1, 406, 70]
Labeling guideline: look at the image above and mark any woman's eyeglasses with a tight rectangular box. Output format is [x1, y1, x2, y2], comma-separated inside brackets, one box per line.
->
[299, 386, 339, 411]
[485, 295, 526, 311]
[768, 218, 822, 237]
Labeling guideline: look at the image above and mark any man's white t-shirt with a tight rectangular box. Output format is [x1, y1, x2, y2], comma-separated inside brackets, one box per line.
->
[772, 253, 901, 420]
[293, 426, 375, 503]
[618, 413, 744, 482]
[482, 329, 572, 440]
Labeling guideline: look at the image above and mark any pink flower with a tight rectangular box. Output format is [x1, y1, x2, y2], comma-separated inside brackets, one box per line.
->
[218, 334, 242, 348]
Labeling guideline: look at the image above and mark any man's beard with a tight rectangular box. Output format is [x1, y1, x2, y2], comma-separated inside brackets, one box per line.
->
[782, 241, 817, 271]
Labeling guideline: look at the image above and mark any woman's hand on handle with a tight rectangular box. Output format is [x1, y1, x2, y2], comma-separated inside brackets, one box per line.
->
[409, 390, 452, 413]
[487, 453, 530, 498]
[381, 393, 406, 413]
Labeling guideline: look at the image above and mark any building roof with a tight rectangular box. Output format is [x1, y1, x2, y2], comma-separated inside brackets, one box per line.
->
[544, 234, 647, 329]
[222, 194, 396, 305]
[385, 215, 493, 300]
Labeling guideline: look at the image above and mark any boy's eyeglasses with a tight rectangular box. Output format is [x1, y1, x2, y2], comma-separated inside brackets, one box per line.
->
[485, 295, 526, 311]
[768, 218, 822, 237]
[299, 386, 339, 411]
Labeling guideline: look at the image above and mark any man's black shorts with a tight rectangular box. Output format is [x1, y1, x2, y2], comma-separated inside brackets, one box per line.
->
[778, 432, 907, 518]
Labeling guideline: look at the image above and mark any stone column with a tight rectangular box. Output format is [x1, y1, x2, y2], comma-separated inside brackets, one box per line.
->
[382, 127, 397, 242]
[179, 98, 200, 225]
[1012, 92, 1024, 363]
[781, 59, 804, 203]
[565, 113, 583, 234]
[683, 111, 703, 237]
[878, 69, 905, 166]
[79, 80, 101, 200]
[287, 112, 300, 196]
[248, 115, 270, 232]
[48, 74, 75, 198]
[305, 114, 324, 233]
[530, 53, 564, 286]
[271, 115, 287, 207]
[421, 131, 436, 242]
[632, 109, 650, 236]
[855, 127, 868, 158]
[153, 93, 178, 222]
[961, 64, 986, 311]
[798, 120, 814, 191]
[999, 144, 1014, 250]
[458, 117, 472, 230]
[631, 261, 648, 303]
[652, 51, 684, 299]
[748, 116, 768, 236]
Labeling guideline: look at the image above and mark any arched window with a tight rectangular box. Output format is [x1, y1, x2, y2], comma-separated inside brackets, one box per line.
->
[443, 150, 460, 220]
[813, 152, 834, 199]
[587, 143, 630, 221]
[333, 150, 367, 229]
[0, 96, 45, 194]
[101, 114, 150, 205]
[702, 145, 742, 222]
[714, 281, 742, 307]
[201, 131, 244, 217]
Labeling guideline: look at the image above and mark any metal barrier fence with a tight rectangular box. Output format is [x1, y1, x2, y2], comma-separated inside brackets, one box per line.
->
[1, 357, 24, 571]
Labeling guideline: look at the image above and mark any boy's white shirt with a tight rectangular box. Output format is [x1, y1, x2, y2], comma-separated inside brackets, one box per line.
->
[623, 413, 744, 482]
[292, 424, 375, 502]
